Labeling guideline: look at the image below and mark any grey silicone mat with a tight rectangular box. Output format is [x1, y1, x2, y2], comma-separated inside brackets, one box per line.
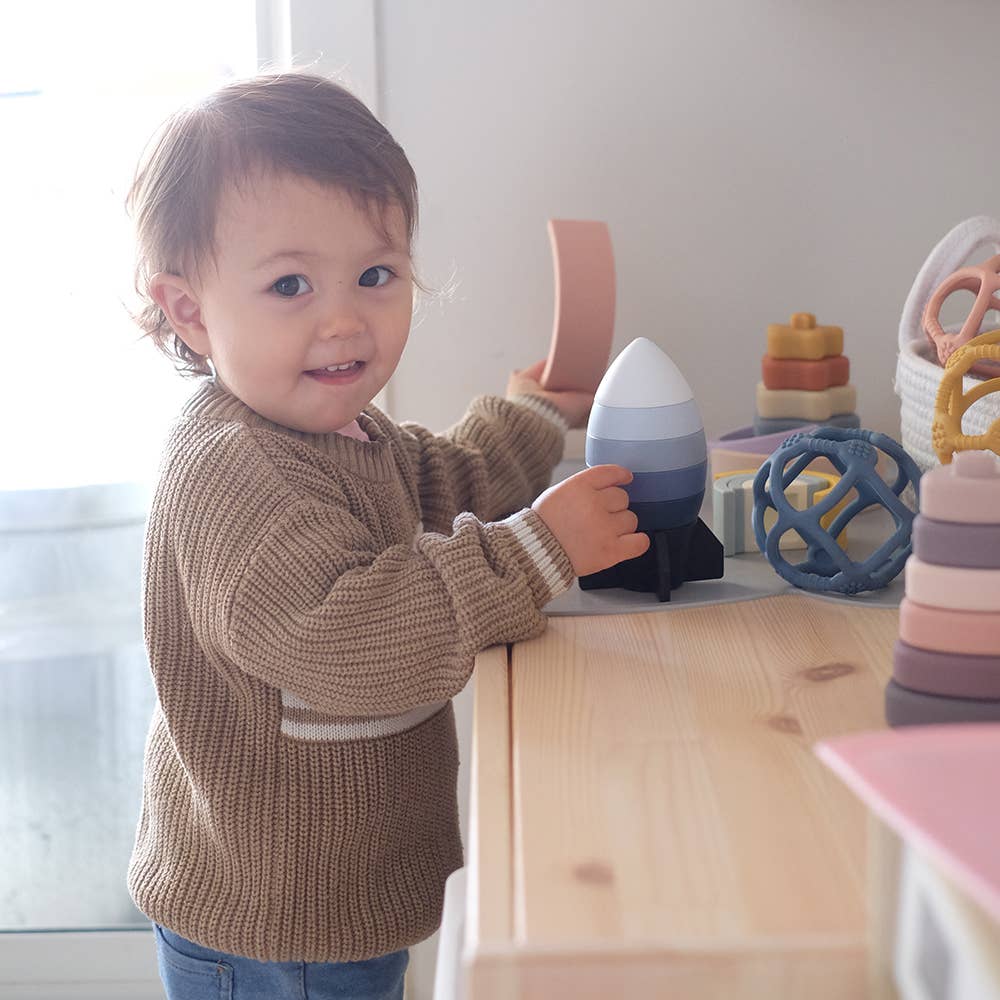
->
[544, 460, 905, 617]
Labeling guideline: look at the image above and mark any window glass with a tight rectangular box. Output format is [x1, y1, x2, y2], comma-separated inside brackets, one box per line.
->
[0, 0, 256, 933]
[1, 0, 257, 490]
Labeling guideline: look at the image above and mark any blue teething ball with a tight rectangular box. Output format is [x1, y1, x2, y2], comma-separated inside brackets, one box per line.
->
[752, 427, 922, 595]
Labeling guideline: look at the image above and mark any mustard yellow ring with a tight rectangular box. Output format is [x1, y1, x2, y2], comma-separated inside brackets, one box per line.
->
[932, 329, 1000, 464]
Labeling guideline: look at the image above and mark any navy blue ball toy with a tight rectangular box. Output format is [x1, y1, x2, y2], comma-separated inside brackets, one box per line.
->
[752, 427, 922, 595]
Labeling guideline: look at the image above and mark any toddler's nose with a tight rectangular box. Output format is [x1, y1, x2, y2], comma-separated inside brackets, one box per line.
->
[318, 310, 365, 340]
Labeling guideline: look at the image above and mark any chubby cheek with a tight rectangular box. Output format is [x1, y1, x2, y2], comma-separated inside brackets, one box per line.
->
[219, 337, 295, 398]
[380, 309, 412, 363]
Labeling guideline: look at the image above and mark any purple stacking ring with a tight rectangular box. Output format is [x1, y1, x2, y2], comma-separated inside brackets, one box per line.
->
[912, 515, 1000, 569]
[893, 640, 1000, 699]
[885, 678, 1000, 728]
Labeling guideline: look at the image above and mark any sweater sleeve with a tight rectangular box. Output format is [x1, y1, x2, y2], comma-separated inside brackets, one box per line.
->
[223, 498, 574, 717]
[398, 394, 568, 532]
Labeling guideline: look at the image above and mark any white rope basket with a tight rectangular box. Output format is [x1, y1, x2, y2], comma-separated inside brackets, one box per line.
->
[894, 215, 1000, 471]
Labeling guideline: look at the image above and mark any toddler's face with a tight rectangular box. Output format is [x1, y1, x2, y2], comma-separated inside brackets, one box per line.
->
[192, 173, 413, 433]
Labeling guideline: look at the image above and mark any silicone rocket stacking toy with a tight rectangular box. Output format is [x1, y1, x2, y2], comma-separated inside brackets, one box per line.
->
[887, 450, 1000, 726]
[580, 337, 724, 601]
[754, 313, 859, 436]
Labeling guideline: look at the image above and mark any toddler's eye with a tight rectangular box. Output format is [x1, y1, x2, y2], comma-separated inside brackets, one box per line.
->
[272, 274, 312, 297]
[359, 266, 393, 288]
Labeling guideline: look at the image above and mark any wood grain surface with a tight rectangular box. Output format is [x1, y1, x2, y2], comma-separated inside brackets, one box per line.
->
[467, 593, 899, 999]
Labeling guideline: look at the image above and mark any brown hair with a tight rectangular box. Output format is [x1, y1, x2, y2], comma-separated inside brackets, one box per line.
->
[128, 72, 419, 376]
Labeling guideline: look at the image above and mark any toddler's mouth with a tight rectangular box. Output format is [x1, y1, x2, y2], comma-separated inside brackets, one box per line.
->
[305, 360, 366, 384]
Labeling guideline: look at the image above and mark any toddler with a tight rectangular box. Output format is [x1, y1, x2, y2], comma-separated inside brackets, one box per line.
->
[126, 71, 648, 1000]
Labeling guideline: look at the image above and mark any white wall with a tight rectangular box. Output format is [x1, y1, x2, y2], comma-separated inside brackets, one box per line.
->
[379, 0, 1000, 441]
[370, 5, 1000, 995]
[278, 3, 1000, 996]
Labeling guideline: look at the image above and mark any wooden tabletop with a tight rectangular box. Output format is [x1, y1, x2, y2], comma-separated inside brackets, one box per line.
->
[465, 593, 899, 999]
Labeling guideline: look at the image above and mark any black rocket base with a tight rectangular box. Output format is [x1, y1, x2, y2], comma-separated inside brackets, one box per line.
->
[579, 517, 724, 603]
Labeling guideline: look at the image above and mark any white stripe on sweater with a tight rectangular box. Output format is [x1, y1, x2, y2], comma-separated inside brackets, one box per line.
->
[280, 690, 448, 742]
[508, 394, 570, 434]
[503, 510, 566, 600]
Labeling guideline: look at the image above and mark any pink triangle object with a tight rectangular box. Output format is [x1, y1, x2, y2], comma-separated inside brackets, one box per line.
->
[816, 724, 1000, 925]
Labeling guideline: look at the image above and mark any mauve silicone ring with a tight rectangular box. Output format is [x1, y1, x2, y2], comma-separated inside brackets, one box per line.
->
[885, 677, 1000, 728]
[898, 598, 1000, 656]
[920, 451, 1000, 524]
[893, 640, 1000, 699]
[904, 556, 1000, 612]
[712, 424, 819, 453]
[912, 515, 1000, 568]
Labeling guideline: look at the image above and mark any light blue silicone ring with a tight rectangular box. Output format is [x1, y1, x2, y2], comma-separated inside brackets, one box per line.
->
[588, 399, 704, 441]
[752, 412, 860, 436]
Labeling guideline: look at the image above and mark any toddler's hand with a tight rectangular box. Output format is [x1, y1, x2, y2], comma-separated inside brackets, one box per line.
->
[532, 465, 650, 576]
[507, 359, 594, 429]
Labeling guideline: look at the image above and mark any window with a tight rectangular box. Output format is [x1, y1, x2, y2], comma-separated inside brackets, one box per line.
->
[0, 0, 257, 943]
[0, 5, 392, 993]
[1, 1, 258, 491]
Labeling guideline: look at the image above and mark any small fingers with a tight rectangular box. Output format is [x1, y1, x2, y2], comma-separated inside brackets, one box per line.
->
[582, 464, 634, 489]
[610, 508, 640, 535]
[618, 530, 651, 560]
[600, 486, 632, 513]
[517, 359, 547, 379]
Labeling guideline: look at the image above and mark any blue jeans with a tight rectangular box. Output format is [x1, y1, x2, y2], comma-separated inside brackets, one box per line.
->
[154, 923, 408, 1000]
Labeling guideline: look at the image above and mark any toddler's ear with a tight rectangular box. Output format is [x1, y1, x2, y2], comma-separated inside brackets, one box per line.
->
[149, 272, 211, 357]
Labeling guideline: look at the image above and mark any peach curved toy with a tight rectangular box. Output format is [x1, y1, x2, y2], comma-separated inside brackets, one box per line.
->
[766, 313, 843, 361]
[931, 331, 1000, 464]
[923, 253, 1000, 371]
[904, 556, 1000, 613]
[899, 598, 1000, 656]
[920, 450, 1000, 523]
[539, 219, 615, 393]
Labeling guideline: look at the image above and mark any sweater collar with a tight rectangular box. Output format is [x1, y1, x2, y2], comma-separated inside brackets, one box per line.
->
[180, 378, 397, 476]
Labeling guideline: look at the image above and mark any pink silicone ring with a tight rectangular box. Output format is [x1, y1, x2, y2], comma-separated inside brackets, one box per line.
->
[920, 451, 1000, 524]
[904, 556, 1000, 612]
[899, 598, 1000, 656]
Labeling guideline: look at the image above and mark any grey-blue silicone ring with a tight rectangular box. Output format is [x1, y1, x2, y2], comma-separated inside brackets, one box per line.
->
[752, 412, 860, 436]
[631, 494, 704, 531]
[624, 462, 708, 503]
[585, 430, 707, 472]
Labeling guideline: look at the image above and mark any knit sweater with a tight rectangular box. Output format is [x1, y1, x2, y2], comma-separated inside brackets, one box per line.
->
[127, 380, 575, 963]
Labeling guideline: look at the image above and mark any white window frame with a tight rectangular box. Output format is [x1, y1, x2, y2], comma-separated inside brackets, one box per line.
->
[0, 931, 162, 1000]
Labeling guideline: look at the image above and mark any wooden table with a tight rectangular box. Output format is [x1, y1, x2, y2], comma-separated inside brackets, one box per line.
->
[465, 593, 899, 999]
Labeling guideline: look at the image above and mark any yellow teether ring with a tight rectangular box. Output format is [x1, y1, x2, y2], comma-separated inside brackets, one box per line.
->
[932, 329, 1000, 464]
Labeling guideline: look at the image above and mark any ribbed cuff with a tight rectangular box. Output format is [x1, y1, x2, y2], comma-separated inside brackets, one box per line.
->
[507, 394, 571, 435]
[498, 508, 575, 605]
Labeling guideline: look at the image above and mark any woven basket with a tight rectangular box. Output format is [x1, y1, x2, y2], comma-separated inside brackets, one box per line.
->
[894, 215, 1000, 471]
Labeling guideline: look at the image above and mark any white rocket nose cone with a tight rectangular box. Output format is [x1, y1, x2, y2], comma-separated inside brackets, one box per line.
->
[595, 337, 694, 408]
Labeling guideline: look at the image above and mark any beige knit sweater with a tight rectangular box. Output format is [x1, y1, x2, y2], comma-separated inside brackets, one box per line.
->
[127, 380, 574, 963]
